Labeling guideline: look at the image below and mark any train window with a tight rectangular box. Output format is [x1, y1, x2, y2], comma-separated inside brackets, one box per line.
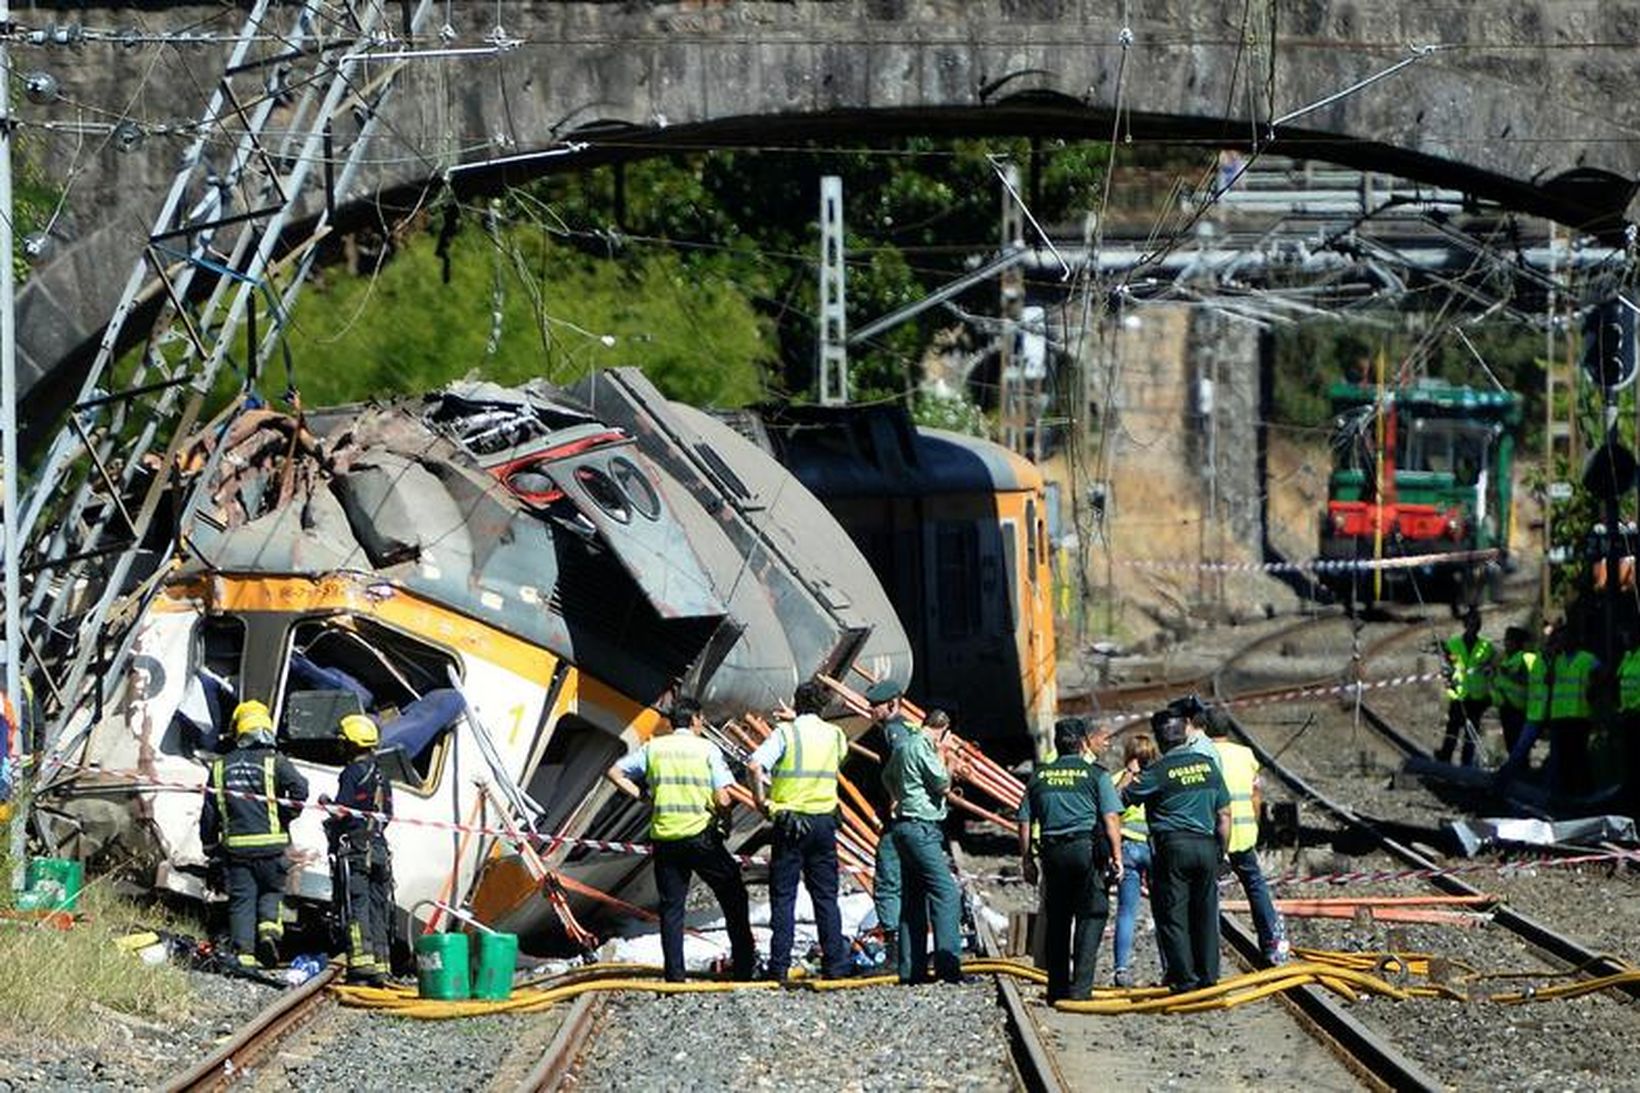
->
[1026, 499, 1039, 582]
[177, 616, 247, 752]
[275, 617, 464, 791]
[935, 523, 982, 639]
[576, 465, 631, 522]
[1000, 523, 1018, 631]
[610, 456, 661, 519]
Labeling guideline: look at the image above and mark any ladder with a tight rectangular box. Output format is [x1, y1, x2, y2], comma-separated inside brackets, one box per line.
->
[19, 0, 435, 769]
[1541, 223, 1581, 616]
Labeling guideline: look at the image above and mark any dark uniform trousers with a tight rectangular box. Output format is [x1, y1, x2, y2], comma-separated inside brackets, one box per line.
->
[1039, 832, 1109, 1002]
[339, 836, 394, 972]
[1438, 697, 1490, 766]
[872, 820, 902, 941]
[226, 853, 288, 959]
[1621, 712, 1640, 818]
[653, 830, 757, 982]
[1498, 703, 1527, 759]
[1152, 831, 1220, 991]
[1546, 717, 1592, 799]
[768, 812, 849, 978]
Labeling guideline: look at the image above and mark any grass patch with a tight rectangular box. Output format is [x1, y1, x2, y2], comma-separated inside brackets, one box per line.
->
[0, 850, 195, 1042]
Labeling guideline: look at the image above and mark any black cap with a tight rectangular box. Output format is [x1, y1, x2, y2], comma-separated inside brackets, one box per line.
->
[1152, 712, 1188, 750]
[865, 679, 903, 704]
[1167, 694, 1207, 721]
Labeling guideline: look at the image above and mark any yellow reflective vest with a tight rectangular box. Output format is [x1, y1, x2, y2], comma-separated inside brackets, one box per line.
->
[1493, 650, 1537, 711]
[1525, 654, 1549, 723]
[1119, 803, 1148, 842]
[769, 714, 845, 815]
[1444, 635, 1495, 702]
[645, 732, 718, 841]
[1620, 649, 1640, 714]
[1215, 739, 1260, 853]
[1548, 650, 1597, 720]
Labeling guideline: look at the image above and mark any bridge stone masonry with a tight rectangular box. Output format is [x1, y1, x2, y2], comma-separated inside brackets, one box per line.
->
[15, 0, 1640, 406]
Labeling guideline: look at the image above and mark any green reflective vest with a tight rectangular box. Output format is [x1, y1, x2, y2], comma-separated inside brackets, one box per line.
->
[1548, 650, 1597, 720]
[1216, 740, 1260, 853]
[1620, 649, 1640, 713]
[1119, 803, 1148, 842]
[645, 732, 717, 841]
[1525, 654, 1549, 722]
[1444, 635, 1495, 701]
[1493, 649, 1537, 711]
[770, 715, 844, 815]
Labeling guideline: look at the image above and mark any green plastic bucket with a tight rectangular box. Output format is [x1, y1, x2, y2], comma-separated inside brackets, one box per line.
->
[415, 932, 471, 1000]
[25, 857, 83, 911]
[471, 931, 518, 1001]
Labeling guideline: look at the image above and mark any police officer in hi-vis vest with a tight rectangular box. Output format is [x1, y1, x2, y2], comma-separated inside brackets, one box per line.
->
[606, 697, 757, 982]
[1437, 607, 1495, 767]
[1617, 632, 1640, 816]
[746, 680, 851, 981]
[1205, 715, 1288, 964]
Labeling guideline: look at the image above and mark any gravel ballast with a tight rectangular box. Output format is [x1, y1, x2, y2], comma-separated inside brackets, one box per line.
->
[0, 968, 279, 1091]
[573, 982, 1013, 1091]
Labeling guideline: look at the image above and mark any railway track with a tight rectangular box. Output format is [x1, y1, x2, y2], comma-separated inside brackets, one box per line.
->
[161, 967, 339, 1093]
[1212, 651, 1640, 1090]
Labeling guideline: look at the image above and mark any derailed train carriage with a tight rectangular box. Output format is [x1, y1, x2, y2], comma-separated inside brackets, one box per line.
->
[40, 368, 911, 949]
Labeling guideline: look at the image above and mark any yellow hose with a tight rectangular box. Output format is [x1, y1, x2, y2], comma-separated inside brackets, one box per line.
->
[328, 950, 1635, 1019]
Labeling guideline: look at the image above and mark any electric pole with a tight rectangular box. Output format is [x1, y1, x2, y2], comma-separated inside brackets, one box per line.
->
[817, 175, 848, 406]
[998, 163, 1026, 454]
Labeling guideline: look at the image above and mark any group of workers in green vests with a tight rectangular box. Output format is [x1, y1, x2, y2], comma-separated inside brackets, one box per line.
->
[606, 677, 972, 984]
[1440, 608, 1640, 809]
[611, 678, 1293, 995]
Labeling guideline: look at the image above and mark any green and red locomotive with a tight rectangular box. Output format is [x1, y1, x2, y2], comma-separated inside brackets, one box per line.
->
[1319, 379, 1522, 604]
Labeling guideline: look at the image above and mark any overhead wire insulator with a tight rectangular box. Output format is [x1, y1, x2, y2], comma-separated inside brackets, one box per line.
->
[112, 119, 144, 154]
[22, 72, 59, 104]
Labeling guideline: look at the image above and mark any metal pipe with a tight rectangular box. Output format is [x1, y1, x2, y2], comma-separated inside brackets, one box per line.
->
[0, 0, 22, 891]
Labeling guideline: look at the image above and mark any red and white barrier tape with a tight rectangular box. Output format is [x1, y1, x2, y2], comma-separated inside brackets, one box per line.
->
[1120, 548, 1500, 575]
[59, 761, 757, 865]
[1259, 848, 1639, 888]
[1090, 671, 1445, 728]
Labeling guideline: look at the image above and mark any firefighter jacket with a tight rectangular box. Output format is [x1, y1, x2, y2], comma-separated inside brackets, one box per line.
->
[331, 753, 393, 852]
[201, 743, 310, 858]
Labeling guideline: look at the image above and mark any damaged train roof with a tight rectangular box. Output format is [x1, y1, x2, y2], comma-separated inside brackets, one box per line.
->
[179, 368, 910, 716]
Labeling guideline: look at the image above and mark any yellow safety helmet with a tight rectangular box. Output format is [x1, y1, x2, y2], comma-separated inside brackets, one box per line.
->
[231, 700, 274, 738]
[339, 713, 379, 749]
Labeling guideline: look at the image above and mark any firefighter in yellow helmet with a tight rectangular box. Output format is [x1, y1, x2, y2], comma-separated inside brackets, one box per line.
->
[325, 713, 396, 985]
[199, 700, 310, 969]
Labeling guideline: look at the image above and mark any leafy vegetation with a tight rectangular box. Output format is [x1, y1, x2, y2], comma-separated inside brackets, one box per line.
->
[1269, 315, 1549, 446]
[282, 220, 774, 409]
[268, 139, 1115, 413]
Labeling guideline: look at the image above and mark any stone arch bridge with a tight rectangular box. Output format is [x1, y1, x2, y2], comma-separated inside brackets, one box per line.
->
[17, 0, 1640, 415]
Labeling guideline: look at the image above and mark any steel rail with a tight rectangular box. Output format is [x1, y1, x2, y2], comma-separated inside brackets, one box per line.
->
[161, 966, 338, 1093]
[1217, 913, 1440, 1093]
[1213, 691, 1640, 1002]
[972, 913, 1066, 1093]
[518, 990, 606, 1092]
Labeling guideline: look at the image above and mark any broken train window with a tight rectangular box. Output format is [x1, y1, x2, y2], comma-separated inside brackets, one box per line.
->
[276, 615, 464, 789]
[174, 615, 247, 754]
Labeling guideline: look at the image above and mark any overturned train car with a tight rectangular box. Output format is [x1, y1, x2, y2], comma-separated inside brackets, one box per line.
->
[44, 368, 909, 949]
